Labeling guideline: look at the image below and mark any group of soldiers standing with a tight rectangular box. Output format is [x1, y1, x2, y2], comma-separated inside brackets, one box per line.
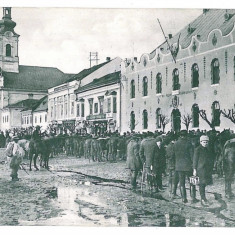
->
[2, 125, 234, 206]
[126, 129, 227, 207]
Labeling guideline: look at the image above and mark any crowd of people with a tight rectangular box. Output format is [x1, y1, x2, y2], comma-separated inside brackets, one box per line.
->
[2, 125, 235, 205]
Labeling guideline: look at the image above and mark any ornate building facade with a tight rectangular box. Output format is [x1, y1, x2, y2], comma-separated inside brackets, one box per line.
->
[121, 9, 235, 133]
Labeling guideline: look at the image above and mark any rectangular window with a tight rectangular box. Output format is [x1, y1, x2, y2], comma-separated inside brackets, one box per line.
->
[94, 103, 98, 113]
[77, 104, 80, 117]
[35, 116, 37, 124]
[40, 115, 42, 123]
[113, 97, 117, 113]
[81, 103, 85, 117]
[45, 114, 47, 123]
[107, 98, 111, 113]
[51, 106, 53, 118]
[71, 102, 74, 115]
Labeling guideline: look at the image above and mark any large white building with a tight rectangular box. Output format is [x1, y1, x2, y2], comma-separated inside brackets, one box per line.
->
[48, 57, 121, 132]
[121, 9, 235, 133]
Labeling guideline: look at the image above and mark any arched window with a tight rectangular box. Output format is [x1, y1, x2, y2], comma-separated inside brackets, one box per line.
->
[192, 104, 199, 128]
[6, 44, 11, 57]
[156, 73, 162, 94]
[156, 108, 161, 129]
[130, 80, 135, 98]
[172, 68, 180, 91]
[130, 111, 135, 131]
[142, 77, 148, 96]
[212, 101, 220, 127]
[143, 110, 148, 129]
[191, 64, 199, 88]
[211, 59, 220, 84]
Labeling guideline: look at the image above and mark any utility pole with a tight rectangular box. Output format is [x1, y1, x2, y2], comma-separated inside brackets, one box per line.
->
[89, 52, 99, 68]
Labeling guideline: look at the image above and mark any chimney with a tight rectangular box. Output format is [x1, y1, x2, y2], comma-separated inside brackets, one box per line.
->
[168, 34, 172, 39]
[28, 93, 33, 99]
[106, 57, 111, 62]
[203, 9, 209, 14]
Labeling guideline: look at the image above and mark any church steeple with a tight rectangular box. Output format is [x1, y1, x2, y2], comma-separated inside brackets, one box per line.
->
[3, 7, 12, 20]
[0, 7, 19, 73]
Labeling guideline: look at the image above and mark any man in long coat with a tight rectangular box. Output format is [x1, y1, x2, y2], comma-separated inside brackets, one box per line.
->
[139, 132, 156, 190]
[152, 136, 166, 191]
[193, 135, 213, 206]
[126, 135, 142, 189]
[172, 130, 198, 203]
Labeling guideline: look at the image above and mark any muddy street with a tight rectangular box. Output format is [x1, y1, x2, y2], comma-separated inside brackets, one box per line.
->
[0, 154, 235, 226]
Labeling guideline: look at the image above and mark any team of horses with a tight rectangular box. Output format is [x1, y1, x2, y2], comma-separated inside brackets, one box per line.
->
[16, 131, 235, 199]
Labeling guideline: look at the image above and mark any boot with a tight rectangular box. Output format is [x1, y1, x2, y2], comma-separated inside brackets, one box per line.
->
[191, 185, 199, 204]
[180, 186, 188, 203]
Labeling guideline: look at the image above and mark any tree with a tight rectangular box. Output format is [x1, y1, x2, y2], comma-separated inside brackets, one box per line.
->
[160, 114, 170, 133]
[182, 114, 192, 131]
[199, 109, 215, 130]
[220, 108, 235, 125]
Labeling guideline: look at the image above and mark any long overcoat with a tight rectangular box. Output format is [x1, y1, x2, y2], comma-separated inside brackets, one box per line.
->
[193, 145, 213, 185]
[126, 139, 142, 171]
[139, 137, 156, 168]
[172, 137, 194, 172]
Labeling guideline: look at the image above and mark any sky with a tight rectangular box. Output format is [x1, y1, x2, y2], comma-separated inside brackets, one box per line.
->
[0, 1, 232, 74]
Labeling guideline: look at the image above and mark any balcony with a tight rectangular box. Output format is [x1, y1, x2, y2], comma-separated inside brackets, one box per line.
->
[86, 113, 106, 120]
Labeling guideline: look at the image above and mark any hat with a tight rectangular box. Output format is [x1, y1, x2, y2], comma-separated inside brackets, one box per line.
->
[200, 135, 209, 142]
[12, 136, 19, 141]
[180, 130, 188, 136]
[156, 136, 162, 142]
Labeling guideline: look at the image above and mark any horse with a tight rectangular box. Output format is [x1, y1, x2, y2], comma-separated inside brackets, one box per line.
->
[28, 139, 42, 171]
[222, 138, 235, 199]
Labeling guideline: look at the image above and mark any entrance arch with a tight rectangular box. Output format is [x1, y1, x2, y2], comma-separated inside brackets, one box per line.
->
[171, 109, 181, 132]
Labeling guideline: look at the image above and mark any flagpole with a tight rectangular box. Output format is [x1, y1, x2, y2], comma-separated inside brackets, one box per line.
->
[157, 18, 176, 64]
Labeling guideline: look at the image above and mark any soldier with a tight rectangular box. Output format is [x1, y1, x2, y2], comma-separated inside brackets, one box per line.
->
[193, 135, 213, 206]
[172, 130, 199, 203]
[139, 132, 156, 190]
[5, 136, 24, 181]
[166, 136, 180, 199]
[126, 134, 142, 189]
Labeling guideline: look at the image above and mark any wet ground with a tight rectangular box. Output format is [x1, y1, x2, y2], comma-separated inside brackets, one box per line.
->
[0, 152, 235, 227]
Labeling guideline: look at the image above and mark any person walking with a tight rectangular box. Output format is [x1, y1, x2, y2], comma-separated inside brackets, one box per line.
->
[193, 135, 213, 206]
[172, 130, 199, 203]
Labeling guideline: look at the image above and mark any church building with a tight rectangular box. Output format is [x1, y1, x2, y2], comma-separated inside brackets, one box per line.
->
[0, 8, 73, 130]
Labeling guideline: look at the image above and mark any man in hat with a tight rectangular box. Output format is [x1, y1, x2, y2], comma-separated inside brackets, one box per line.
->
[6, 136, 24, 181]
[152, 136, 166, 191]
[126, 134, 142, 189]
[193, 135, 213, 206]
[172, 130, 198, 203]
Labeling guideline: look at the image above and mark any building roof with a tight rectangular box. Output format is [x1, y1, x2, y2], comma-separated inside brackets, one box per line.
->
[150, 9, 235, 58]
[5, 98, 39, 110]
[33, 96, 48, 113]
[75, 71, 120, 94]
[67, 61, 110, 83]
[3, 65, 72, 91]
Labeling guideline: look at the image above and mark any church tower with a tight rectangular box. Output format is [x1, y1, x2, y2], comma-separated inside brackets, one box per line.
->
[0, 7, 19, 73]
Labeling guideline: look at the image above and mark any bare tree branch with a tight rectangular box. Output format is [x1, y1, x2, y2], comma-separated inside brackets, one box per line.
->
[160, 114, 170, 133]
[182, 114, 192, 131]
[199, 109, 214, 129]
[221, 109, 235, 124]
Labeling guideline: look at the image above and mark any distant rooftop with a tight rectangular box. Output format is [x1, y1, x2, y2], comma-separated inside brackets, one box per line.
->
[3, 65, 72, 92]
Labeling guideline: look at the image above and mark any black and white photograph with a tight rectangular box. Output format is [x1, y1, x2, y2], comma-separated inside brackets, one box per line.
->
[0, 0, 235, 229]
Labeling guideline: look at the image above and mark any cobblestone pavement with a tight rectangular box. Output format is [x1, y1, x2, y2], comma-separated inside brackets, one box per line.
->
[0, 154, 235, 226]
